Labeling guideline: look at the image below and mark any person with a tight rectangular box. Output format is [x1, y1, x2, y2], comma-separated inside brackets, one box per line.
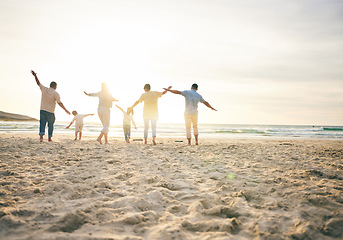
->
[131, 84, 170, 145]
[116, 105, 137, 143]
[31, 70, 70, 142]
[84, 83, 118, 144]
[66, 111, 94, 140]
[163, 83, 217, 145]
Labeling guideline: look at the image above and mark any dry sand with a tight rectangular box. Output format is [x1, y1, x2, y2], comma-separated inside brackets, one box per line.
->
[0, 133, 342, 240]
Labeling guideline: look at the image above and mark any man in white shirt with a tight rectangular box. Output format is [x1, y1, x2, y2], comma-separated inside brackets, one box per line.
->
[131, 84, 170, 145]
[164, 83, 217, 145]
[31, 70, 70, 142]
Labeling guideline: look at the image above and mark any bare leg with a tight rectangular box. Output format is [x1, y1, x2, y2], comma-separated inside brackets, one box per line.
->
[144, 138, 147, 144]
[74, 132, 78, 140]
[194, 135, 199, 145]
[79, 132, 82, 140]
[104, 133, 108, 144]
[97, 132, 104, 144]
[187, 138, 191, 146]
[152, 136, 156, 145]
[40, 135, 43, 142]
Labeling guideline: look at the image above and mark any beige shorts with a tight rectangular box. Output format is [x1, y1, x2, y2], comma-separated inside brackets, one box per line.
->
[75, 123, 83, 132]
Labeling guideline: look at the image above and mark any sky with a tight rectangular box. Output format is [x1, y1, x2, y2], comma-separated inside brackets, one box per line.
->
[0, 0, 342, 125]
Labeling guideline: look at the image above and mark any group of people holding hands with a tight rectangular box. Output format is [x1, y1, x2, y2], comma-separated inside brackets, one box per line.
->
[31, 70, 217, 145]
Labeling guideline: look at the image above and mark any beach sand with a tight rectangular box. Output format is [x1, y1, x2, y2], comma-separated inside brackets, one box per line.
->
[0, 133, 342, 240]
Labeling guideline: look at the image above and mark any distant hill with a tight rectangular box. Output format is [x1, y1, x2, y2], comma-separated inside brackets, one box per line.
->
[0, 111, 38, 121]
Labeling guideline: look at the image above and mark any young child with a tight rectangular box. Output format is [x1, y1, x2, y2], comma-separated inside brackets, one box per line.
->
[66, 111, 94, 140]
[116, 105, 137, 143]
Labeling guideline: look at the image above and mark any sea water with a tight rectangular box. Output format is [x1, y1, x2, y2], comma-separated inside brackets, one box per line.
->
[1, 121, 343, 140]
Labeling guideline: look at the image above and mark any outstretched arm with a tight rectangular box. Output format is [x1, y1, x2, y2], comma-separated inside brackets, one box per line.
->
[31, 70, 40, 86]
[163, 88, 181, 95]
[66, 120, 75, 129]
[203, 101, 217, 111]
[85, 113, 94, 117]
[131, 100, 140, 109]
[162, 86, 172, 95]
[58, 102, 71, 115]
[115, 105, 125, 113]
[132, 119, 137, 130]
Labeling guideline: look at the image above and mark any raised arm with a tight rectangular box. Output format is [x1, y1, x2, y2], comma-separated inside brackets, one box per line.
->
[31, 70, 40, 86]
[203, 101, 217, 111]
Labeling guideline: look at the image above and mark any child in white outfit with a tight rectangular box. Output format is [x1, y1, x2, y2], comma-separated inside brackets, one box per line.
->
[66, 111, 94, 140]
[116, 105, 137, 143]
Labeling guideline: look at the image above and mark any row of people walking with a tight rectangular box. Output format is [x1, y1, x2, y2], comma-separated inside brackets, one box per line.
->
[31, 70, 217, 145]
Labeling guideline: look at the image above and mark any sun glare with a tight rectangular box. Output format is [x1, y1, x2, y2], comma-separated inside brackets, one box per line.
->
[55, 21, 183, 124]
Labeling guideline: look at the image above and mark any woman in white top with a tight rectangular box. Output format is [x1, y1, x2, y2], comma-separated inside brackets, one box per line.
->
[84, 83, 118, 144]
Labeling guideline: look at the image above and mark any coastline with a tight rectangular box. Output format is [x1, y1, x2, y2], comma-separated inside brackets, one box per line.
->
[0, 111, 38, 122]
[1, 133, 343, 239]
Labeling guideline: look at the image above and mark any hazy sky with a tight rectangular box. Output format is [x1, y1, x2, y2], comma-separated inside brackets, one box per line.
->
[1, 0, 342, 125]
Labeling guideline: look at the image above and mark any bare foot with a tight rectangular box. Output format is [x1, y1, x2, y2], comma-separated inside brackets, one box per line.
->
[97, 137, 102, 144]
[144, 138, 147, 144]
[153, 140, 156, 145]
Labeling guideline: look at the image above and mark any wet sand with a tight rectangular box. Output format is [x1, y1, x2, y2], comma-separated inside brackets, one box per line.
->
[0, 133, 342, 239]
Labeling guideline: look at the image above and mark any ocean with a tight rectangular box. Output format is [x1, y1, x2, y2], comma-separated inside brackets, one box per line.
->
[1, 121, 343, 140]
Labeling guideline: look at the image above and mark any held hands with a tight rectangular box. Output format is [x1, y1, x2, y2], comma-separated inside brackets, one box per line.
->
[84, 91, 89, 96]
[163, 86, 172, 91]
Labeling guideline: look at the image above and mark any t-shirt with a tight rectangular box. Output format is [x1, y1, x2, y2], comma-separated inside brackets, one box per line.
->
[138, 91, 163, 120]
[73, 114, 87, 126]
[39, 84, 61, 113]
[181, 89, 205, 115]
[123, 113, 133, 126]
[89, 91, 115, 108]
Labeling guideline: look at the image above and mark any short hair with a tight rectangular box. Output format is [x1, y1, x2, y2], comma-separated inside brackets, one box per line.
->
[144, 84, 151, 90]
[192, 83, 198, 89]
[72, 111, 78, 116]
[50, 82, 57, 88]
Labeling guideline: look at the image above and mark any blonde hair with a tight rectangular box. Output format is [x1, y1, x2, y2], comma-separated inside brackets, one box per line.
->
[127, 107, 134, 115]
